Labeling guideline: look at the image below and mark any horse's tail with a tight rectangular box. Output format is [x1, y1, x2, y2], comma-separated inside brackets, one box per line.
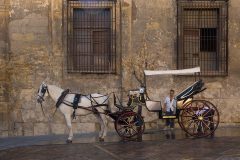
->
[106, 99, 111, 113]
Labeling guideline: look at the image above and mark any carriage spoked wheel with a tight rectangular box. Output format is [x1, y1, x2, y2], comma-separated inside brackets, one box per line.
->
[115, 111, 145, 139]
[178, 100, 219, 138]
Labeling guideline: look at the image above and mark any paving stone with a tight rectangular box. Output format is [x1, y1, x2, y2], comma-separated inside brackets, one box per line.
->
[0, 127, 240, 160]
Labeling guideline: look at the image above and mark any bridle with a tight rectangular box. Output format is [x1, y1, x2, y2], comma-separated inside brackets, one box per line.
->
[38, 84, 49, 100]
[37, 84, 49, 117]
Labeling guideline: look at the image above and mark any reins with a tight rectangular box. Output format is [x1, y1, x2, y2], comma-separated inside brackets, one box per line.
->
[40, 102, 46, 117]
[38, 87, 56, 119]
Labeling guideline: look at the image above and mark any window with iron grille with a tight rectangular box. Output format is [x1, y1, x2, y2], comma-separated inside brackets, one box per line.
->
[67, 0, 117, 73]
[177, 0, 228, 76]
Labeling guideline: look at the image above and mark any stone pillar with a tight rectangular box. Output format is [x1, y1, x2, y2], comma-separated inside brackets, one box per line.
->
[0, 0, 10, 137]
[120, 0, 134, 101]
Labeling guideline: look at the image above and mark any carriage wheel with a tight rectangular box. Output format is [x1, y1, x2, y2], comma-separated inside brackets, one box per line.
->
[114, 111, 145, 139]
[178, 100, 219, 138]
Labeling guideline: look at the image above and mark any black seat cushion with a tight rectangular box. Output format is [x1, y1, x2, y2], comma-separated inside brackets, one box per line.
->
[175, 80, 204, 101]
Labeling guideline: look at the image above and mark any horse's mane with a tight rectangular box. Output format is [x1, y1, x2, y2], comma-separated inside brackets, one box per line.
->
[48, 85, 64, 93]
[46, 84, 65, 102]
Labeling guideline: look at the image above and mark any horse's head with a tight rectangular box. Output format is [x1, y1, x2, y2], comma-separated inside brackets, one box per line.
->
[37, 82, 49, 104]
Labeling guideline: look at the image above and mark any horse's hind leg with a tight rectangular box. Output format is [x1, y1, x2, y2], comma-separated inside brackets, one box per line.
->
[94, 113, 107, 142]
[100, 114, 108, 138]
[64, 114, 73, 143]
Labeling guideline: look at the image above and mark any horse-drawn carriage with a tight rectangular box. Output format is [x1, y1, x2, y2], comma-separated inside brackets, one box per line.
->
[37, 67, 219, 142]
[113, 67, 219, 139]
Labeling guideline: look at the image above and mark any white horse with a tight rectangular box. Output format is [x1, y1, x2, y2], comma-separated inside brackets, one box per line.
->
[36, 82, 109, 143]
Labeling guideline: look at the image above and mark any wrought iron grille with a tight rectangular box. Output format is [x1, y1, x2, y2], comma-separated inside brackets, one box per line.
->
[177, 0, 228, 76]
[67, 0, 117, 73]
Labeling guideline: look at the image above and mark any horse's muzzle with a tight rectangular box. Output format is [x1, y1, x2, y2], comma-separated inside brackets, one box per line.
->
[37, 96, 43, 104]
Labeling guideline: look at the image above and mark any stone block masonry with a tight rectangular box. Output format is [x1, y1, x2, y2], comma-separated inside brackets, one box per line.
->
[0, 0, 240, 137]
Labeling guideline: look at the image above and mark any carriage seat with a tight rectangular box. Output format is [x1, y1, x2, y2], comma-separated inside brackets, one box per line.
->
[175, 80, 205, 101]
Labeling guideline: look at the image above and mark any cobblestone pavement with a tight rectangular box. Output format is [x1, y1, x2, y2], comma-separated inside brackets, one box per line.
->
[0, 127, 240, 160]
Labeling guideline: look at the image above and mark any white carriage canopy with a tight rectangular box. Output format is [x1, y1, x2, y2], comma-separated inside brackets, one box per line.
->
[144, 67, 200, 76]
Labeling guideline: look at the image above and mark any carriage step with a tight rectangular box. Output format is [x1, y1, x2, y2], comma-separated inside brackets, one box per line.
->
[162, 115, 176, 119]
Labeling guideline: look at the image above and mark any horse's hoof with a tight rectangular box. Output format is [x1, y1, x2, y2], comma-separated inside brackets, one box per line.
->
[66, 139, 72, 144]
[99, 137, 104, 142]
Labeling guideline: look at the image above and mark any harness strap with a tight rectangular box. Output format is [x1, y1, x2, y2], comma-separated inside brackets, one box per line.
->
[62, 101, 108, 113]
[90, 94, 99, 105]
[52, 107, 58, 119]
[56, 89, 70, 108]
[73, 94, 81, 109]
[62, 93, 110, 119]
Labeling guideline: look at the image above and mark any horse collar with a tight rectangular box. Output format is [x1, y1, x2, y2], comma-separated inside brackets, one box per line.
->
[56, 89, 70, 108]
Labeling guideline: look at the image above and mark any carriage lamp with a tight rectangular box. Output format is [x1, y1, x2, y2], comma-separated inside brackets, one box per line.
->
[139, 87, 145, 93]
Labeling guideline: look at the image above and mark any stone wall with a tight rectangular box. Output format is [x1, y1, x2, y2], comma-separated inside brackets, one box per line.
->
[0, 0, 239, 137]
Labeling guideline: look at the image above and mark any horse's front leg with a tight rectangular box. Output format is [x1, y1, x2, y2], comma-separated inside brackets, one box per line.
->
[64, 114, 73, 143]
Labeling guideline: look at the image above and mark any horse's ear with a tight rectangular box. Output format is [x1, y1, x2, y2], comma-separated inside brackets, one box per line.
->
[44, 77, 50, 83]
